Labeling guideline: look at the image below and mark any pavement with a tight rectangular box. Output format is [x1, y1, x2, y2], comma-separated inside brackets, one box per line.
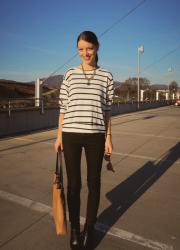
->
[0, 106, 180, 250]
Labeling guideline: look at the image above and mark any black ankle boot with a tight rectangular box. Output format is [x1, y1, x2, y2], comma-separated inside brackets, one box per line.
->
[82, 224, 95, 250]
[70, 226, 81, 250]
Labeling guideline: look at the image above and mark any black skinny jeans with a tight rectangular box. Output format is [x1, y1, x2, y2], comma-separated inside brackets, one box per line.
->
[62, 132, 105, 227]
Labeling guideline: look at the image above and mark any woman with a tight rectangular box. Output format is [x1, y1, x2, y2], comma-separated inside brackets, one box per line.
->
[54, 31, 114, 250]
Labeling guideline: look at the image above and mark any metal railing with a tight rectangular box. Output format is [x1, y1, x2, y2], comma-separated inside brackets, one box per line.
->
[0, 97, 175, 118]
[0, 98, 60, 117]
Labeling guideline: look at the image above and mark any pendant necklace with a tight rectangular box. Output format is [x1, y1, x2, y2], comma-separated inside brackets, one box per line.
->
[81, 64, 96, 85]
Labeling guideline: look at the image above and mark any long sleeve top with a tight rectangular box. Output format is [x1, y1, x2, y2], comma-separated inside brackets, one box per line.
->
[59, 67, 114, 133]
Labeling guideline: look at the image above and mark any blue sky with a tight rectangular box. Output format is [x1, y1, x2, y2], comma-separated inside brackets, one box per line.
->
[1, 0, 180, 85]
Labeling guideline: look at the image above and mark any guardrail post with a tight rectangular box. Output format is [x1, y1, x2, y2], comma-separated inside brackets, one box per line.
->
[8, 100, 11, 118]
[165, 92, 169, 100]
[41, 98, 44, 114]
[140, 90, 144, 101]
[156, 91, 159, 101]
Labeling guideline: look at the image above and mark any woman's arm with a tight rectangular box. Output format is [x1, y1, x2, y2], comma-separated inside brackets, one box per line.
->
[104, 111, 113, 155]
[54, 70, 69, 152]
[54, 113, 64, 152]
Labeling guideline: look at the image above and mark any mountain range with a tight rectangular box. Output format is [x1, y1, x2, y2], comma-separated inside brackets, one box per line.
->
[0, 74, 169, 99]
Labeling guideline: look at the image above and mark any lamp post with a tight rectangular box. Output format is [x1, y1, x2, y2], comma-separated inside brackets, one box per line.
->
[137, 45, 144, 109]
[167, 67, 174, 100]
[35, 78, 42, 107]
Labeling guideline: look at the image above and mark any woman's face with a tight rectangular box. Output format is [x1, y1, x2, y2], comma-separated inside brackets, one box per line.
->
[77, 39, 98, 66]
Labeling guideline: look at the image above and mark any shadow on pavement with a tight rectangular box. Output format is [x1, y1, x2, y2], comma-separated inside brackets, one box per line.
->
[0, 137, 56, 153]
[113, 113, 158, 127]
[93, 142, 180, 249]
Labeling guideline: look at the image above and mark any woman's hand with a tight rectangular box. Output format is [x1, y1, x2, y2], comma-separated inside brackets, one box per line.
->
[54, 136, 63, 152]
[105, 135, 113, 156]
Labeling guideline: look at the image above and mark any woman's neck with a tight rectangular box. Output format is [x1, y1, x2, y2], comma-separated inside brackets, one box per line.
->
[81, 63, 97, 71]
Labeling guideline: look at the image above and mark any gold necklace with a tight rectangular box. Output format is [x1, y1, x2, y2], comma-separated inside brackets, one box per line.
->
[81, 64, 96, 85]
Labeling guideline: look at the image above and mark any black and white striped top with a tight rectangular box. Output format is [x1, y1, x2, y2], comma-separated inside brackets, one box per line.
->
[59, 67, 114, 133]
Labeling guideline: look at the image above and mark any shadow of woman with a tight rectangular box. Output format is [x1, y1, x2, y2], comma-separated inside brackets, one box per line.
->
[92, 142, 180, 249]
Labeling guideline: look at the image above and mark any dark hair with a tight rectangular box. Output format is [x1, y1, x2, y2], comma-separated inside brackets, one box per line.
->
[77, 31, 99, 64]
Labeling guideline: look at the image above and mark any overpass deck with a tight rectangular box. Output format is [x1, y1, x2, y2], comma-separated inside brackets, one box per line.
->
[0, 106, 180, 250]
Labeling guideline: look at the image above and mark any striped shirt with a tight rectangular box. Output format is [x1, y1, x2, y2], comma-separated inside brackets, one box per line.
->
[59, 67, 114, 133]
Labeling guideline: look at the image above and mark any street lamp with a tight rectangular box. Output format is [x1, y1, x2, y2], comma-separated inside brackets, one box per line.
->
[168, 67, 174, 73]
[137, 45, 144, 109]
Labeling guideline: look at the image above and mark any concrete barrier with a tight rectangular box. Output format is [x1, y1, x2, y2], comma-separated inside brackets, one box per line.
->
[0, 108, 59, 137]
[0, 101, 172, 137]
[111, 100, 172, 115]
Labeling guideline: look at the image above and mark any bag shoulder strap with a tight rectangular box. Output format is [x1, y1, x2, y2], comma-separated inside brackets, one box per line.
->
[55, 152, 64, 186]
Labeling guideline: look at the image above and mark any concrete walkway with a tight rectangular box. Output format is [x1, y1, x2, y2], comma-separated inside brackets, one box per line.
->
[0, 106, 180, 250]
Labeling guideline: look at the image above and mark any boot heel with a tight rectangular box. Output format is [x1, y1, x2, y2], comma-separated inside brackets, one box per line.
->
[82, 224, 94, 250]
[70, 226, 81, 249]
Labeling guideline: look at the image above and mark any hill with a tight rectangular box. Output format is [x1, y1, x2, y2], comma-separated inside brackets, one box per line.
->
[0, 76, 123, 99]
[0, 79, 54, 99]
[42, 74, 63, 89]
[26, 74, 64, 89]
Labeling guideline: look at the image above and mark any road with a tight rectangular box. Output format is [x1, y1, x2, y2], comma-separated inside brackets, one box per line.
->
[0, 106, 180, 250]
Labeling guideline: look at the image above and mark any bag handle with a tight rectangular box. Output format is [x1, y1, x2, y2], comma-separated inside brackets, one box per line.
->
[55, 151, 64, 188]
